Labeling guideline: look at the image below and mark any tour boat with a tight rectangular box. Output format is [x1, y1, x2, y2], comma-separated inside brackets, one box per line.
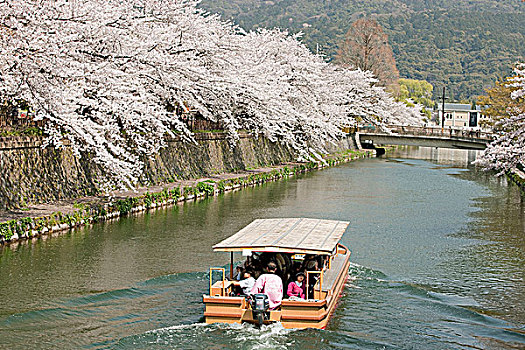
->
[203, 217, 351, 329]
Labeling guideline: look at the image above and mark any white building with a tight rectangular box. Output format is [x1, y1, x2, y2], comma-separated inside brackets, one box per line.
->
[436, 103, 489, 130]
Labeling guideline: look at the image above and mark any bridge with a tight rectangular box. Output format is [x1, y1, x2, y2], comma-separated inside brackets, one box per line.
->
[355, 125, 494, 151]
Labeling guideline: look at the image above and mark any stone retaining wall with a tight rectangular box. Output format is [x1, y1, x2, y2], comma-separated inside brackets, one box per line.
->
[0, 133, 300, 209]
[0, 148, 371, 245]
[0, 136, 102, 209]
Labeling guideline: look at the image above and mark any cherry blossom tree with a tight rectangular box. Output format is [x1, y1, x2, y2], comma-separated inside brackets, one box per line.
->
[0, 0, 417, 189]
[475, 63, 525, 175]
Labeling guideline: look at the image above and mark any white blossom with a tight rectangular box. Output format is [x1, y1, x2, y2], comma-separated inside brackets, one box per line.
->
[0, 0, 418, 189]
[476, 63, 525, 175]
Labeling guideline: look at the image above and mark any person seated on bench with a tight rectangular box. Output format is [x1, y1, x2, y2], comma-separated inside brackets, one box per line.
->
[233, 265, 244, 281]
[232, 270, 255, 295]
[287, 272, 306, 300]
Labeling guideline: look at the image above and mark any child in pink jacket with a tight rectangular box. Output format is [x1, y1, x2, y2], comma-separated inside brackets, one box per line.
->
[287, 272, 306, 299]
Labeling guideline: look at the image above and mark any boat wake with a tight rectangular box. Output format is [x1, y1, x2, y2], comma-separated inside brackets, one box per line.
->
[117, 321, 299, 350]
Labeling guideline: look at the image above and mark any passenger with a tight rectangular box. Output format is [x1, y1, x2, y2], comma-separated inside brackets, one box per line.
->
[322, 255, 330, 270]
[287, 261, 302, 287]
[291, 262, 302, 276]
[233, 266, 243, 281]
[304, 259, 320, 299]
[232, 271, 255, 295]
[301, 254, 316, 272]
[287, 272, 306, 300]
[304, 259, 319, 273]
[250, 262, 283, 309]
[245, 254, 263, 279]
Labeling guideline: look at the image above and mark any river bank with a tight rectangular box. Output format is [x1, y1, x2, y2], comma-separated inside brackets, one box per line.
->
[508, 169, 525, 197]
[0, 132, 297, 209]
[0, 148, 375, 245]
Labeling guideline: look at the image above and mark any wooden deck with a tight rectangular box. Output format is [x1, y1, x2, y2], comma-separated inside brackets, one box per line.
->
[322, 253, 348, 292]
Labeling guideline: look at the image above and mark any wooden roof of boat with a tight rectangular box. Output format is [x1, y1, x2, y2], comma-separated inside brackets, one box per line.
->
[213, 218, 349, 255]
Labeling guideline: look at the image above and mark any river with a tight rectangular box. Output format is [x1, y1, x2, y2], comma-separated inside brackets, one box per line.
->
[0, 147, 524, 349]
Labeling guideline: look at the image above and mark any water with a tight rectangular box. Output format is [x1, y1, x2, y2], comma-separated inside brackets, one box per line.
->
[1, 147, 524, 349]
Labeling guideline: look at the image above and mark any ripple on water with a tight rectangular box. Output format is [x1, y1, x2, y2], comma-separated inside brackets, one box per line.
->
[108, 263, 525, 350]
[115, 322, 297, 350]
[1, 150, 524, 350]
[331, 264, 525, 350]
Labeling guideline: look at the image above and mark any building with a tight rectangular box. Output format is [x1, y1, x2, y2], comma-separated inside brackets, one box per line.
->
[436, 103, 489, 129]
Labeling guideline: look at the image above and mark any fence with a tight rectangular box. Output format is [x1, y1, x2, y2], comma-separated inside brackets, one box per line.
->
[0, 108, 45, 132]
[359, 125, 495, 141]
[0, 109, 223, 134]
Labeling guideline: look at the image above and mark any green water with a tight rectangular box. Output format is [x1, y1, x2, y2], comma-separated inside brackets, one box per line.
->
[0, 147, 524, 349]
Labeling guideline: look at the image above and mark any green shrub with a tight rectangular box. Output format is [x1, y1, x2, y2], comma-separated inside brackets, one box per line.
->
[0, 222, 13, 240]
[170, 187, 181, 199]
[23, 127, 43, 136]
[19, 217, 33, 232]
[144, 192, 153, 208]
[217, 180, 226, 193]
[115, 197, 138, 215]
[72, 202, 86, 210]
[33, 218, 46, 233]
[197, 181, 215, 196]
[183, 186, 196, 196]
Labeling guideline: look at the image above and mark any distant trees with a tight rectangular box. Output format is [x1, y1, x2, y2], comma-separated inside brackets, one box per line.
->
[199, 0, 525, 101]
[398, 79, 434, 108]
[336, 18, 400, 93]
[477, 78, 525, 129]
[398, 78, 434, 121]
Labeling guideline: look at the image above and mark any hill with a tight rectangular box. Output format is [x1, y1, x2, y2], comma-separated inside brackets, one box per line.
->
[198, 0, 525, 101]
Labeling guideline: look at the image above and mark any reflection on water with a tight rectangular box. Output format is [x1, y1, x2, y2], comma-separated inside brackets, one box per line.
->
[391, 146, 481, 167]
[391, 147, 525, 323]
[0, 146, 524, 349]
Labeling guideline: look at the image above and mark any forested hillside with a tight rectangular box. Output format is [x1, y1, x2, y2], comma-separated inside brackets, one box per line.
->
[199, 0, 525, 101]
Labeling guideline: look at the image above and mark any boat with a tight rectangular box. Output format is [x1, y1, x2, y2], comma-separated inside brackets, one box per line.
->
[202, 217, 351, 329]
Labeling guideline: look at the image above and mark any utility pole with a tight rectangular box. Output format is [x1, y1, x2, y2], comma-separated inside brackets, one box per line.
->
[439, 86, 448, 132]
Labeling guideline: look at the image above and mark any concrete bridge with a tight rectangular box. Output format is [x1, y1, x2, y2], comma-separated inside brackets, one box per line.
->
[356, 125, 494, 151]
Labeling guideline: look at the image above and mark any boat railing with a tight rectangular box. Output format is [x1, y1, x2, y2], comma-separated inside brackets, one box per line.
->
[336, 243, 348, 256]
[327, 244, 348, 270]
[306, 270, 324, 300]
[209, 267, 226, 296]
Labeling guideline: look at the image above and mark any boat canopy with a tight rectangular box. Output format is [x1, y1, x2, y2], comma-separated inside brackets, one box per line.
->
[213, 218, 349, 255]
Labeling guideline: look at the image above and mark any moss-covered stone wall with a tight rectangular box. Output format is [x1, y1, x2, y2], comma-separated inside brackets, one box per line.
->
[0, 149, 371, 244]
[0, 133, 299, 209]
[141, 133, 296, 183]
[0, 136, 102, 209]
[507, 169, 525, 197]
[0, 132, 358, 210]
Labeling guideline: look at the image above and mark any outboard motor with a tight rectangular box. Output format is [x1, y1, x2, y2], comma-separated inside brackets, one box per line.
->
[249, 293, 269, 327]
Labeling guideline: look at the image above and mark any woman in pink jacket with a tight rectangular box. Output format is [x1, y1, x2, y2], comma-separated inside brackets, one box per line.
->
[287, 272, 306, 299]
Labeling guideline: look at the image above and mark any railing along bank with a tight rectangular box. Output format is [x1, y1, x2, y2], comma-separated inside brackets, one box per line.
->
[358, 125, 495, 141]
